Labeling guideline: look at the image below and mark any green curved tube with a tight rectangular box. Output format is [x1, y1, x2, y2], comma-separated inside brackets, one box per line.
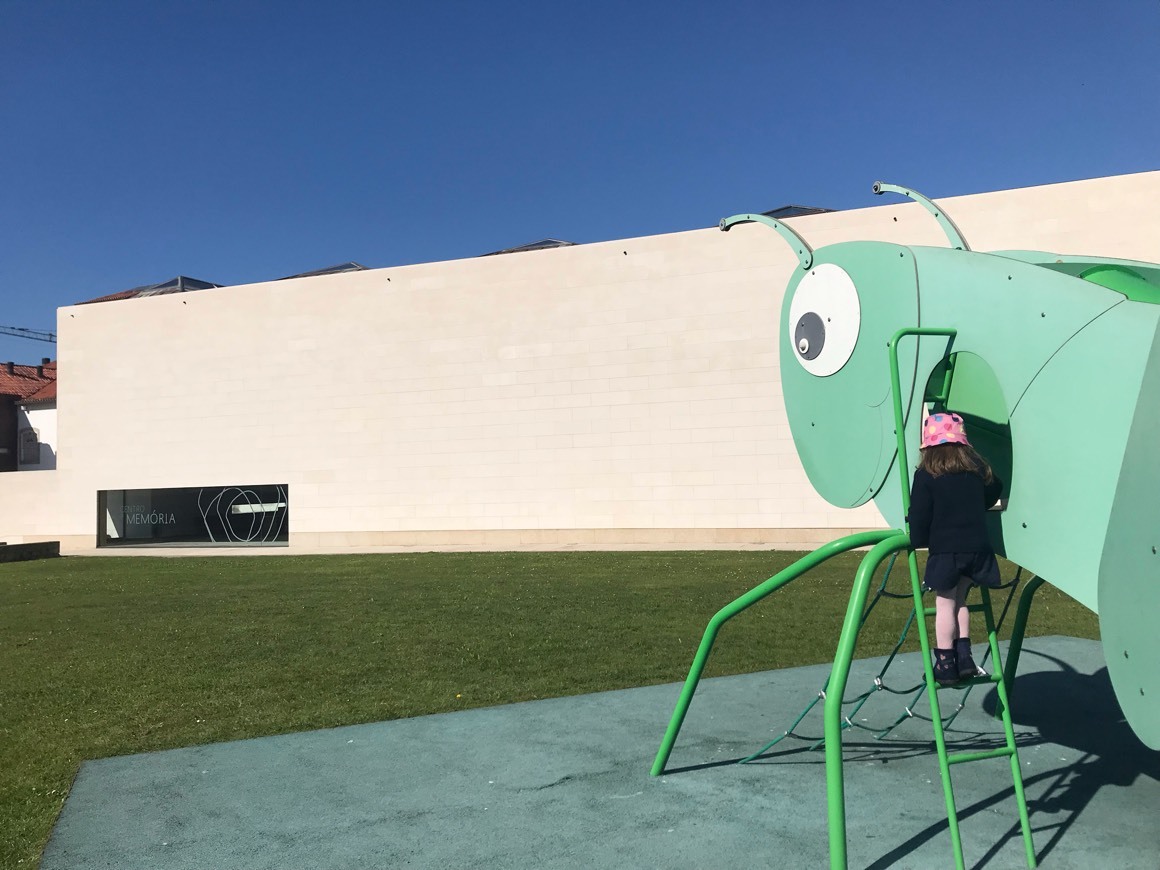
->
[823, 532, 913, 869]
[650, 529, 898, 776]
[873, 181, 971, 251]
[720, 212, 814, 271]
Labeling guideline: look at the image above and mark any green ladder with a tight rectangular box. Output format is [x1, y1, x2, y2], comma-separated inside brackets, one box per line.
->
[908, 571, 1036, 868]
[889, 328, 1035, 869]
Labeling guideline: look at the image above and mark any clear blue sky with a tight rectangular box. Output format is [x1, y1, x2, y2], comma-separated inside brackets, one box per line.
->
[2, 1, 1158, 364]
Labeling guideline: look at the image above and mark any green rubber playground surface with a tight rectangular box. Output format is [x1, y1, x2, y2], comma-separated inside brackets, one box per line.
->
[40, 636, 1160, 869]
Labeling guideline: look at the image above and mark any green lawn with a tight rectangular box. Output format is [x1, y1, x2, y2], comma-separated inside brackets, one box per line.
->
[0, 551, 1097, 869]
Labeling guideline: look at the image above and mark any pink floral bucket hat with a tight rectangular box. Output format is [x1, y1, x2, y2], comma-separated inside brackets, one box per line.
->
[921, 412, 970, 449]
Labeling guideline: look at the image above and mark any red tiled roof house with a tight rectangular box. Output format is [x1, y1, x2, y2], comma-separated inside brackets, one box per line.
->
[0, 359, 57, 471]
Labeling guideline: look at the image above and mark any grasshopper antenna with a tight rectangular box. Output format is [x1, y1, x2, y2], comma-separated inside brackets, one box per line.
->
[872, 182, 969, 251]
[873, 181, 971, 251]
[719, 213, 813, 270]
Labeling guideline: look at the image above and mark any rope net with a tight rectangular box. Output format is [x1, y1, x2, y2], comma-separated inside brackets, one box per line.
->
[739, 553, 1024, 763]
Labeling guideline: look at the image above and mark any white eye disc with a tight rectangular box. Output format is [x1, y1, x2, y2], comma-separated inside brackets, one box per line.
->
[787, 263, 861, 377]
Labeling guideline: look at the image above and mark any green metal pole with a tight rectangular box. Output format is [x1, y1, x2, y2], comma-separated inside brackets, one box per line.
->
[824, 532, 912, 869]
[982, 587, 1038, 868]
[907, 545, 965, 870]
[888, 327, 967, 869]
[887, 326, 958, 519]
[999, 575, 1046, 717]
[650, 529, 897, 777]
[823, 328, 954, 869]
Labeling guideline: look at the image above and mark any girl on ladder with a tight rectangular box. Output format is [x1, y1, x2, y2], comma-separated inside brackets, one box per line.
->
[907, 412, 1004, 686]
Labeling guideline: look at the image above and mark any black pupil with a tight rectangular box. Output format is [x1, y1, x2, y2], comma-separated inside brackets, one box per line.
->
[795, 312, 825, 360]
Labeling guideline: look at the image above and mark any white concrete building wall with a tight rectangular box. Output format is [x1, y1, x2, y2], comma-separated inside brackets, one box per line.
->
[17, 403, 57, 470]
[1, 171, 1158, 552]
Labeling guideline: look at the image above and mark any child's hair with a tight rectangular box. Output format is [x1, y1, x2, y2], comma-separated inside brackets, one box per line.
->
[918, 442, 994, 483]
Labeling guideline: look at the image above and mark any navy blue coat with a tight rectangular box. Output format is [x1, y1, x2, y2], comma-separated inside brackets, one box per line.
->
[907, 468, 1003, 554]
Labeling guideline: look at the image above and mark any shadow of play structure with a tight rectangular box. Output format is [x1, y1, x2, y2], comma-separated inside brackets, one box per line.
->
[651, 183, 1160, 869]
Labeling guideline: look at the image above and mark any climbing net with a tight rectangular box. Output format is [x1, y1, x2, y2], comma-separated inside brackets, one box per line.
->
[739, 553, 1025, 763]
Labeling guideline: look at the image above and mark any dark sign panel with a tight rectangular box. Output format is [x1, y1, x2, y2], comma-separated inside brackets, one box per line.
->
[98, 485, 289, 546]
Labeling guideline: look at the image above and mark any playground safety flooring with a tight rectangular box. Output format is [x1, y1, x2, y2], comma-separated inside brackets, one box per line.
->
[42, 636, 1159, 869]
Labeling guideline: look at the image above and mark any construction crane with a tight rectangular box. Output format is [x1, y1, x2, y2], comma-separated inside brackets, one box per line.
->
[0, 326, 55, 343]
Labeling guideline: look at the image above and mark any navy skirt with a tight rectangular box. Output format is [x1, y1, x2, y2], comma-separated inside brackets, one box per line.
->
[923, 551, 1001, 593]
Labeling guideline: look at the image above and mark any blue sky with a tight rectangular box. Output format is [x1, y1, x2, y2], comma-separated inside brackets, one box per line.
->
[2, 1, 1158, 364]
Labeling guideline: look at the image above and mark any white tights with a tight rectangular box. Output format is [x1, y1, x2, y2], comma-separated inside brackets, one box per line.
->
[934, 575, 972, 649]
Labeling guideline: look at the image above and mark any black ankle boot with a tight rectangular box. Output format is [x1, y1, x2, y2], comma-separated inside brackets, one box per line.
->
[955, 638, 985, 679]
[933, 648, 960, 686]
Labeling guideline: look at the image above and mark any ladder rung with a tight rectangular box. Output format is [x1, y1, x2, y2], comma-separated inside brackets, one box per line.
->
[947, 746, 1015, 765]
[936, 673, 1002, 689]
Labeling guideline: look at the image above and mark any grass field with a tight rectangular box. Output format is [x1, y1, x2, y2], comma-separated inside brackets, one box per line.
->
[0, 551, 1098, 868]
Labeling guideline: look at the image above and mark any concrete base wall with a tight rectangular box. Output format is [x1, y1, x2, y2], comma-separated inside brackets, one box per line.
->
[286, 526, 875, 551]
[0, 540, 60, 562]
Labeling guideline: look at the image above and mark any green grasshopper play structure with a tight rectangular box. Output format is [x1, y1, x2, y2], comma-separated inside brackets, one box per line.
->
[651, 182, 1160, 869]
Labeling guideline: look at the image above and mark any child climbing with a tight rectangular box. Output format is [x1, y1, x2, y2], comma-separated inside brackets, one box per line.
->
[907, 412, 1004, 686]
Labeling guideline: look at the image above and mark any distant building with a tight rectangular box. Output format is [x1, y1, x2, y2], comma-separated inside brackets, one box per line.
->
[78, 276, 224, 305]
[279, 262, 369, 280]
[0, 360, 57, 472]
[1, 172, 1157, 552]
[761, 205, 834, 219]
[481, 239, 578, 256]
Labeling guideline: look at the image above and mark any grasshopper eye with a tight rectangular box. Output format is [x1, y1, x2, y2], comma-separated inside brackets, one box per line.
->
[787, 263, 861, 376]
